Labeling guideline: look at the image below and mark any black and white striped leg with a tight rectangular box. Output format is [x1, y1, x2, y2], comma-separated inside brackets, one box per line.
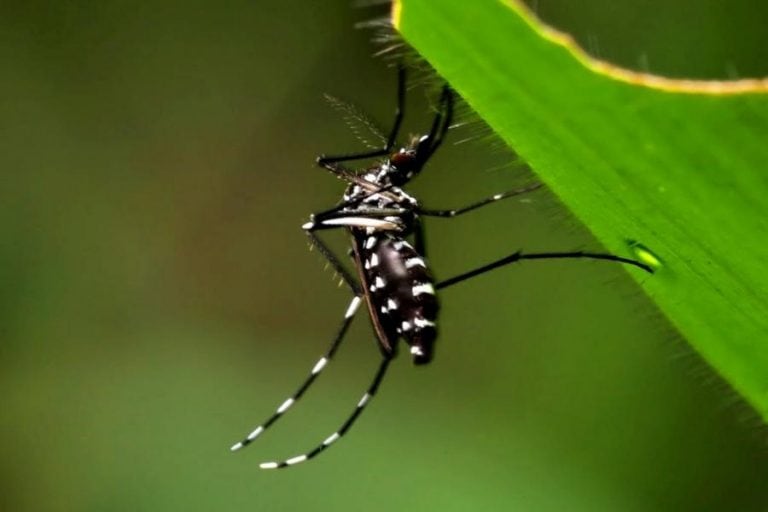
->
[418, 183, 542, 218]
[316, 66, 405, 167]
[436, 250, 654, 290]
[258, 356, 393, 469]
[230, 294, 364, 452]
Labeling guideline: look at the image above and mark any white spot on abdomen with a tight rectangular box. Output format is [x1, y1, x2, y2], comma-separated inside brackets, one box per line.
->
[405, 257, 426, 269]
[412, 283, 435, 296]
[414, 317, 435, 328]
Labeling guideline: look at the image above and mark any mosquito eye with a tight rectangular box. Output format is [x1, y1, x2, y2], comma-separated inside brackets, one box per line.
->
[390, 151, 416, 171]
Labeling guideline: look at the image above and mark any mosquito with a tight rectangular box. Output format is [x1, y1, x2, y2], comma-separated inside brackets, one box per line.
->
[230, 67, 653, 469]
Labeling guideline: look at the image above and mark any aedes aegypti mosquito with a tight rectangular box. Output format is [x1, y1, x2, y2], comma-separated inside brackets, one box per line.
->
[230, 68, 653, 469]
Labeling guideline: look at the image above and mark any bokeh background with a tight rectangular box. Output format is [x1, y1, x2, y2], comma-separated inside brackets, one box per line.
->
[2, 1, 767, 510]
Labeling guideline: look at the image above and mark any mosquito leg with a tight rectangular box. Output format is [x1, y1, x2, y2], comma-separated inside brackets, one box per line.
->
[304, 230, 362, 295]
[258, 356, 392, 469]
[316, 66, 406, 166]
[384, 64, 406, 151]
[423, 85, 454, 159]
[230, 295, 364, 452]
[418, 183, 542, 218]
[436, 250, 653, 290]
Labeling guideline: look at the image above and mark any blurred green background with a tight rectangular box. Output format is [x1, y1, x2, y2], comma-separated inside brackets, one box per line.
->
[1, 1, 767, 510]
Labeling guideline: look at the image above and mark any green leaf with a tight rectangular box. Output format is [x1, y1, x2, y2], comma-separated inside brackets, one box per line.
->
[396, 0, 768, 420]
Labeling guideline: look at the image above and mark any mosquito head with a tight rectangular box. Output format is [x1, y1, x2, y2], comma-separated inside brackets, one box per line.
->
[388, 134, 432, 186]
